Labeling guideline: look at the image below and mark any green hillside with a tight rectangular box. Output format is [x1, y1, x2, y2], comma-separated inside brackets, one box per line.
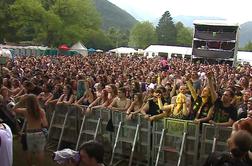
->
[240, 21, 252, 48]
[94, 0, 138, 30]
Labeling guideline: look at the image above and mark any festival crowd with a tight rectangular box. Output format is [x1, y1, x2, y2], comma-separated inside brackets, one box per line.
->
[0, 54, 252, 166]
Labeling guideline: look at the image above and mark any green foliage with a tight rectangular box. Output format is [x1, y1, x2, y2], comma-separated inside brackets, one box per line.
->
[241, 41, 252, 51]
[83, 29, 113, 50]
[94, 0, 138, 31]
[156, 11, 177, 45]
[0, 0, 19, 42]
[2, 0, 103, 48]
[175, 22, 193, 46]
[106, 27, 129, 48]
[129, 21, 157, 49]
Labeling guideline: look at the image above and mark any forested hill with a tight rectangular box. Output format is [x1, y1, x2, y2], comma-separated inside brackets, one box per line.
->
[94, 0, 138, 30]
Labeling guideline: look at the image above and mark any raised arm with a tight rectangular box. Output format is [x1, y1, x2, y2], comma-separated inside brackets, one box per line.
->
[207, 71, 218, 103]
[186, 80, 198, 101]
[170, 79, 177, 98]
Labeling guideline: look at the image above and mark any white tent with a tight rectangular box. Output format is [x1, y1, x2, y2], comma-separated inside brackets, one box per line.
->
[71, 41, 88, 56]
[109, 47, 137, 56]
[96, 49, 103, 53]
[144, 45, 192, 58]
[237, 51, 252, 65]
[0, 49, 12, 58]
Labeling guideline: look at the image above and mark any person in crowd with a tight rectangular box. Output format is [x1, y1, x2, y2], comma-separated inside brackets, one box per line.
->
[108, 87, 131, 112]
[57, 84, 75, 105]
[23, 80, 42, 95]
[85, 89, 109, 113]
[10, 78, 23, 97]
[44, 84, 63, 106]
[94, 83, 103, 98]
[237, 91, 251, 120]
[68, 140, 105, 166]
[186, 72, 215, 123]
[13, 94, 48, 166]
[156, 85, 190, 120]
[206, 70, 237, 127]
[191, 71, 201, 95]
[76, 80, 94, 106]
[239, 76, 250, 94]
[0, 87, 14, 106]
[37, 83, 53, 106]
[105, 84, 118, 106]
[0, 120, 13, 166]
[140, 89, 168, 121]
[203, 130, 252, 166]
[126, 93, 144, 120]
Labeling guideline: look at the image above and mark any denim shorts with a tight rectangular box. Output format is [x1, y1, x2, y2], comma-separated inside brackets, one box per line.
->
[26, 131, 46, 152]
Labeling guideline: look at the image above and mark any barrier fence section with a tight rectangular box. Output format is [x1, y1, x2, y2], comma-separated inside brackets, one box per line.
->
[45, 104, 233, 166]
[152, 118, 199, 166]
[199, 123, 232, 164]
[47, 104, 80, 151]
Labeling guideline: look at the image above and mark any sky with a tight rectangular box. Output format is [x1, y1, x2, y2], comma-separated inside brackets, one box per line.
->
[108, 0, 252, 24]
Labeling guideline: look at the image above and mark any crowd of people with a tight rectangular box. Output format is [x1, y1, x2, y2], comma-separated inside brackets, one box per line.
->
[0, 53, 252, 166]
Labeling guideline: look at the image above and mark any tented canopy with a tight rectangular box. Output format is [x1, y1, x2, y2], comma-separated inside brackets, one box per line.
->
[0, 49, 12, 58]
[58, 44, 70, 51]
[71, 42, 88, 56]
[88, 48, 96, 52]
[144, 45, 192, 58]
[109, 47, 137, 55]
[96, 49, 103, 53]
[237, 51, 252, 65]
[0, 49, 12, 64]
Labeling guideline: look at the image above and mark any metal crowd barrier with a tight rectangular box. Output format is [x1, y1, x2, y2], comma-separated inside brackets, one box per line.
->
[109, 111, 145, 166]
[45, 104, 232, 166]
[152, 118, 200, 166]
[199, 123, 232, 164]
[75, 107, 111, 150]
[47, 104, 79, 151]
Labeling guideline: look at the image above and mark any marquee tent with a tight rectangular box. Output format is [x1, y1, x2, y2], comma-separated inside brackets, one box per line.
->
[0, 49, 12, 58]
[71, 42, 88, 56]
[109, 47, 137, 56]
[58, 44, 70, 51]
[237, 51, 252, 65]
[144, 45, 192, 58]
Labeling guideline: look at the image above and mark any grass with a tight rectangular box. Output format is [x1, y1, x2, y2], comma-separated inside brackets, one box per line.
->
[13, 136, 56, 166]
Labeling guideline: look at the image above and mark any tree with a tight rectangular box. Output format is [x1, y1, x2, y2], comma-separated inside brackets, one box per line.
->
[156, 11, 177, 45]
[48, 0, 101, 46]
[8, 0, 101, 47]
[242, 41, 252, 51]
[0, 0, 17, 42]
[106, 27, 130, 48]
[129, 21, 157, 49]
[83, 29, 112, 50]
[175, 22, 193, 46]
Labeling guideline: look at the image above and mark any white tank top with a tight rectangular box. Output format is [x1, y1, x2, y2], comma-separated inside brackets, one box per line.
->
[0, 123, 13, 166]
